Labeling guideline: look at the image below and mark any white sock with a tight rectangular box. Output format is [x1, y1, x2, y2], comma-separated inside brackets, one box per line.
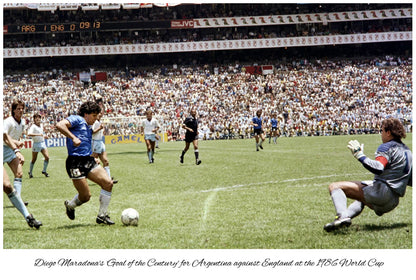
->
[104, 166, 111, 179]
[14, 178, 22, 195]
[68, 194, 83, 209]
[98, 189, 112, 216]
[330, 188, 347, 218]
[345, 200, 365, 219]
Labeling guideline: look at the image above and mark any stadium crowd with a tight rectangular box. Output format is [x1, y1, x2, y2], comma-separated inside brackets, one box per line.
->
[3, 55, 412, 142]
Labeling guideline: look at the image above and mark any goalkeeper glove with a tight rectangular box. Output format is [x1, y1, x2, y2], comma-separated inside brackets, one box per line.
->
[347, 140, 365, 160]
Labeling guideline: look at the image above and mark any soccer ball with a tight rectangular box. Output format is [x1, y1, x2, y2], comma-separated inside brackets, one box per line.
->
[121, 208, 139, 226]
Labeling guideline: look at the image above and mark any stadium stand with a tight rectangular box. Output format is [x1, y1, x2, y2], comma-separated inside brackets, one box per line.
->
[3, 3, 412, 141]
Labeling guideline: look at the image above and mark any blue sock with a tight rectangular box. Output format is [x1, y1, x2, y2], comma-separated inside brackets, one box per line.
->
[8, 191, 30, 218]
[43, 160, 49, 172]
[14, 178, 22, 196]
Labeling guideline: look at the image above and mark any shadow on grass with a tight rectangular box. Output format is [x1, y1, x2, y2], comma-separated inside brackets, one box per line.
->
[359, 222, 411, 231]
[327, 222, 411, 235]
[56, 223, 96, 229]
[2, 223, 95, 232]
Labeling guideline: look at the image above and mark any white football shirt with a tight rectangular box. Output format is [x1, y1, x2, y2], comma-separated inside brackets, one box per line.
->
[27, 124, 44, 143]
[3, 116, 25, 143]
[142, 118, 159, 135]
[92, 120, 104, 140]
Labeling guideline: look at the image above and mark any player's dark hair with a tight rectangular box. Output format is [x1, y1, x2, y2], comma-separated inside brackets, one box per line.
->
[77, 101, 101, 116]
[33, 113, 41, 120]
[11, 100, 25, 117]
[382, 118, 406, 141]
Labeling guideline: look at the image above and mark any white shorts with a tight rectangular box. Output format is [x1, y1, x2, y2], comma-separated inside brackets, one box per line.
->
[92, 140, 106, 154]
[145, 134, 157, 142]
[362, 180, 400, 216]
[3, 146, 16, 164]
[32, 141, 47, 153]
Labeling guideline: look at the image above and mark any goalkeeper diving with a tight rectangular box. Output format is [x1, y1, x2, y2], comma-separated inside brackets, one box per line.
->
[324, 118, 412, 232]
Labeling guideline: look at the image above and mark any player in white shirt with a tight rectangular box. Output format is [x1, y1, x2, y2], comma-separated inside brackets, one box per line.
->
[141, 110, 160, 163]
[3, 131, 42, 229]
[27, 113, 50, 178]
[92, 112, 118, 184]
[3, 100, 28, 204]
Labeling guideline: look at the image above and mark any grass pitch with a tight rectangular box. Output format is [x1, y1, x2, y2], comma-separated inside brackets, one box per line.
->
[3, 134, 412, 249]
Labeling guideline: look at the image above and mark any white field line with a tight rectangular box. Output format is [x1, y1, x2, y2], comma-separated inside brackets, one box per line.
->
[199, 191, 218, 242]
[198, 173, 365, 238]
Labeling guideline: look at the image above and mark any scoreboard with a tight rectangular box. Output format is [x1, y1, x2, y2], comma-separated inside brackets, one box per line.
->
[4, 21, 171, 34]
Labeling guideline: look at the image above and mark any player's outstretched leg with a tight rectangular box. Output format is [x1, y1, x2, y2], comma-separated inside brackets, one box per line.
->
[7, 190, 42, 229]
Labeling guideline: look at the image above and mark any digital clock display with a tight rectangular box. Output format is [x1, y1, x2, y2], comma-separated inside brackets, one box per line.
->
[5, 21, 171, 34]
[16, 22, 102, 33]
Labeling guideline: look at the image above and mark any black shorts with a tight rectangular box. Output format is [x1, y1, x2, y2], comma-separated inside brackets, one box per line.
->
[65, 155, 98, 179]
[254, 128, 263, 136]
[185, 132, 198, 143]
[271, 127, 278, 132]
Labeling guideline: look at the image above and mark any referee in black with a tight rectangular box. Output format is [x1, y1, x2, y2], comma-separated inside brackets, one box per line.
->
[180, 108, 201, 165]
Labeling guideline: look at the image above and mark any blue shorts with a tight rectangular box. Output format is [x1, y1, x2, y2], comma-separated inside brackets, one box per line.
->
[3, 146, 16, 164]
[362, 180, 400, 216]
[92, 140, 106, 154]
[145, 134, 157, 142]
[32, 141, 47, 153]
